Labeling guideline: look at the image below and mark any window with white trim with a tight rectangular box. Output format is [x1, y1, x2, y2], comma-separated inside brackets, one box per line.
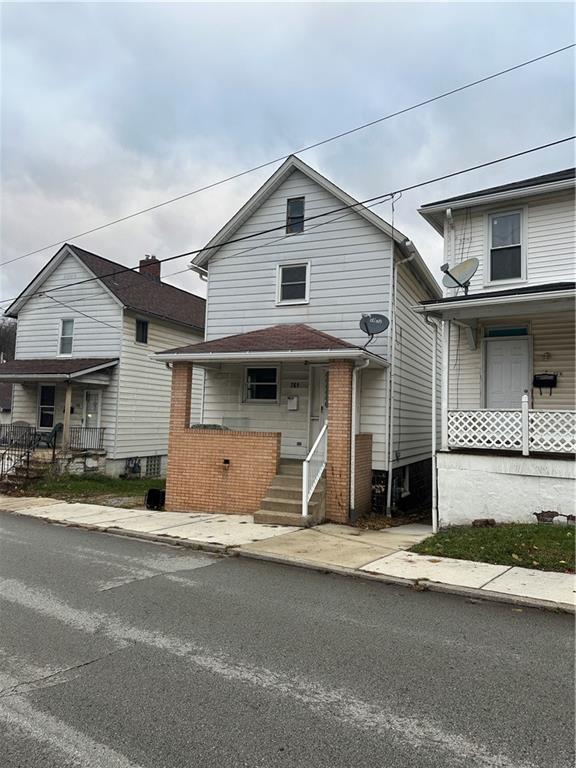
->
[277, 263, 309, 304]
[245, 367, 278, 402]
[59, 319, 74, 355]
[286, 197, 305, 234]
[488, 211, 522, 282]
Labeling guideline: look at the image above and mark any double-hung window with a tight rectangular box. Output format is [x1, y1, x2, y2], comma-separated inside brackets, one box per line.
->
[136, 319, 149, 344]
[277, 263, 309, 304]
[488, 211, 523, 282]
[59, 319, 74, 355]
[286, 197, 305, 234]
[245, 367, 278, 402]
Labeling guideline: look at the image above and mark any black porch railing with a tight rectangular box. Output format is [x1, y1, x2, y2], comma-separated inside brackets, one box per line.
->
[0, 425, 36, 480]
[69, 426, 105, 451]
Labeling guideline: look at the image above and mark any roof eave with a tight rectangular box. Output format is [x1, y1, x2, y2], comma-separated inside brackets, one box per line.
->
[154, 348, 388, 367]
[414, 288, 576, 316]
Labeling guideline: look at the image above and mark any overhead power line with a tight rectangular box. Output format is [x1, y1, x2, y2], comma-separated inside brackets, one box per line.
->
[1, 134, 573, 309]
[1, 42, 573, 269]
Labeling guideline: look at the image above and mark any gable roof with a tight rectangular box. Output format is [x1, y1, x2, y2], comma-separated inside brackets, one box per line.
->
[193, 155, 441, 298]
[419, 168, 576, 235]
[156, 323, 387, 366]
[6, 244, 206, 332]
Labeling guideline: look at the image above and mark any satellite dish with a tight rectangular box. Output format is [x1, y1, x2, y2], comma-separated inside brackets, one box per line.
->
[360, 314, 390, 336]
[441, 257, 479, 295]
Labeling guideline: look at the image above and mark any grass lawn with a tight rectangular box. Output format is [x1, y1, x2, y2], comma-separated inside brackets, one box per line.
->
[26, 474, 165, 504]
[411, 524, 574, 574]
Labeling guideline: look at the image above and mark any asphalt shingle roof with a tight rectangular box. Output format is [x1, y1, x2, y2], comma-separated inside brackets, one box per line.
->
[421, 168, 575, 208]
[0, 358, 118, 377]
[161, 323, 358, 356]
[67, 245, 206, 331]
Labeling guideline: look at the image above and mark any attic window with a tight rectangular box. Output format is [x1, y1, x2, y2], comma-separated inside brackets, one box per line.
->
[136, 319, 149, 344]
[286, 197, 305, 234]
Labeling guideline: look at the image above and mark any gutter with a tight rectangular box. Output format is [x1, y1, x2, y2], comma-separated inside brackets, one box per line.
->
[413, 288, 575, 315]
[154, 348, 389, 366]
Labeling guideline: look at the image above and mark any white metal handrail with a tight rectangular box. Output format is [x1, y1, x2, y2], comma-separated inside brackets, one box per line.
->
[302, 422, 328, 517]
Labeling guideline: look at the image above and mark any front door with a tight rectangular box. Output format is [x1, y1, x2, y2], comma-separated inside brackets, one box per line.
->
[83, 390, 102, 429]
[485, 337, 530, 408]
[309, 365, 328, 447]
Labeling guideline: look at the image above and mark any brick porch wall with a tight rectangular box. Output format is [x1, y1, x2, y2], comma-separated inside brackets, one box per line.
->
[326, 360, 353, 524]
[165, 363, 281, 514]
[354, 433, 373, 518]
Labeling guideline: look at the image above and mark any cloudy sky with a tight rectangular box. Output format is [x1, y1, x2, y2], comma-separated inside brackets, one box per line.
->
[1, 2, 574, 306]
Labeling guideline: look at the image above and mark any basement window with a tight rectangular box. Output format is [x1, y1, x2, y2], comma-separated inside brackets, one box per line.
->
[136, 319, 149, 344]
[245, 367, 278, 402]
[286, 197, 305, 234]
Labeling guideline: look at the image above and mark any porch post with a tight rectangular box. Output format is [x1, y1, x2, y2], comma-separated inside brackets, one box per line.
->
[62, 380, 73, 451]
[441, 320, 450, 451]
[326, 359, 353, 524]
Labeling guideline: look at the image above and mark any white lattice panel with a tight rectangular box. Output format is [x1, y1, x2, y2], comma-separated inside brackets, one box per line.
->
[448, 410, 523, 450]
[529, 410, 576, 454]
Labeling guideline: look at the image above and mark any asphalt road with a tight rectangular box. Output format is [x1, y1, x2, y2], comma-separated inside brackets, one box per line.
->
[0, 514, 573, 768]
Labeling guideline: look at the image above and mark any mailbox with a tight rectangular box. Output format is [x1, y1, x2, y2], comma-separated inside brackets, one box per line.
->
[532, 373, 557, 395]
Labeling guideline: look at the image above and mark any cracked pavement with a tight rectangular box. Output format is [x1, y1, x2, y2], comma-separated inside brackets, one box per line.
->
[0, 514, 574, 768]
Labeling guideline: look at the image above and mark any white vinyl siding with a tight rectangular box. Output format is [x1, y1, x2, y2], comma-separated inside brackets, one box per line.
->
[447, 311, 575, 411]
[390, 260, 438, 467]
[202, 362, 310, 458]
[205, 169, 393, 358]
[114, 314, 203, 460]
[14, 252, 123, 359]
[445, 189, 575, 294]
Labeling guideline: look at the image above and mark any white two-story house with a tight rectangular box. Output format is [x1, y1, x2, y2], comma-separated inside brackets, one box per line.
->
[156, 155, 441, 526]
[1, 244, 205, 477]
[417, 168, 575, 526]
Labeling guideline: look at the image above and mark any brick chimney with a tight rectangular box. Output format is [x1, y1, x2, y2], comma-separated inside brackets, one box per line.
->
[139, 254, 161, 282]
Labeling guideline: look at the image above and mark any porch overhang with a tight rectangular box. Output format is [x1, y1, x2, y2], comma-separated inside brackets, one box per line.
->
[0, 358, 118, 384]
[156, 348, 387, 367]
[155, 323, 389, 368]
[414, 282, 575, 322]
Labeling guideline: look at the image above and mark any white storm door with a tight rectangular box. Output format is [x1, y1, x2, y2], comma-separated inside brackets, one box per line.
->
[309, 365, 328, 447]
[484, 338, 530, 409]
[83, 390, 102, 429]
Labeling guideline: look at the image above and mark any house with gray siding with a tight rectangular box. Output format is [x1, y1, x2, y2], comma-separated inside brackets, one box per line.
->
[1, 245, 205, 477]
[417, 168, 575, 527]
[157, 156, 441, 525]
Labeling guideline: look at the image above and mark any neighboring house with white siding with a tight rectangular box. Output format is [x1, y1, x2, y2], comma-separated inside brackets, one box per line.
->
[417, 168, 575, 527]
[1, 244, 205, 477]
[156, 156, 441, 526]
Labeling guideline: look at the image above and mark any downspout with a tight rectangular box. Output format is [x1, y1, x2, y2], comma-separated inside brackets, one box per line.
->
[425, 315, 441, 533]
[385, 247, 415, 516]
[350, 358, 370, 517]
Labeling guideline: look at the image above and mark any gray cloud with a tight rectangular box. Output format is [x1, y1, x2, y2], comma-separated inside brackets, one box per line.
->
[1, 2, 574, 305]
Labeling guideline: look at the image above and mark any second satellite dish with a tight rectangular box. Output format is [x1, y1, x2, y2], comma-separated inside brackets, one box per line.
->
[440, 257, 479, 295]
[360, 314, 390, 336]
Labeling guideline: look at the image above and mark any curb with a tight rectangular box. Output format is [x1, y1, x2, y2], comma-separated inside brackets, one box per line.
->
[8, 510, 575, 615]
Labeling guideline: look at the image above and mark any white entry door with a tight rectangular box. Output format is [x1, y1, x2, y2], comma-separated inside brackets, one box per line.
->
[83, 390, 102, 429]
[485, 338, 530, 409]
[309, 365, 328, 447]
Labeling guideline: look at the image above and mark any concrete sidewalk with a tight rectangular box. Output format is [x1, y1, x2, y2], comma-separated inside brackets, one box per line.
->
[1, 495, 574, 612]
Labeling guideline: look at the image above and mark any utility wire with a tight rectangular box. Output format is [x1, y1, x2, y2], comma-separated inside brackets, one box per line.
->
[1, 134, 574, 308]
[1, 43, 573, 268]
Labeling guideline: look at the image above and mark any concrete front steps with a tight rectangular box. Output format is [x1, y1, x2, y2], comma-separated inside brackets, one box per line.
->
[254, 459, 325, 527]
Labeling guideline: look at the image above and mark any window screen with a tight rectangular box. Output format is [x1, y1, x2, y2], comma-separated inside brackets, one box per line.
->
[246, 368, 278, 401]
[490, 212, 522, 281]
[279, 264, 307, 302]
[286, 197, 305, 234]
